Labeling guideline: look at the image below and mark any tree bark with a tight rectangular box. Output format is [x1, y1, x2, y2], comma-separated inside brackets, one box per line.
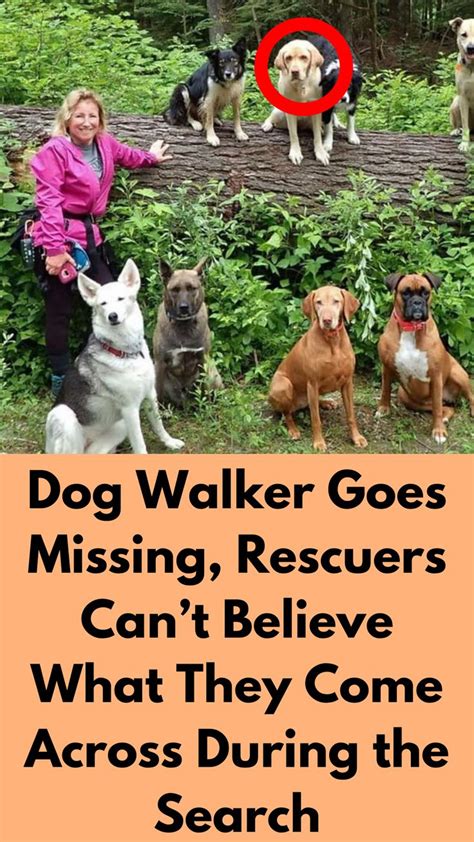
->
[1, 105, 469, 210]
[337, 0, 354, 44]
[206, 0, 229, 41]
[368, 0, 378, 70]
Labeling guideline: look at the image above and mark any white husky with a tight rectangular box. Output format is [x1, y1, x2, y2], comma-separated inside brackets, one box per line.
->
[45, 259, 184, 454]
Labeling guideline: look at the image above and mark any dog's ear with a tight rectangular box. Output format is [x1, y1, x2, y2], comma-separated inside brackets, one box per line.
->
[309, 45, 324, 69]
[78, 273, 100, 306]
[117, 258, 141, 293]
[232, 38, 246, 57]
[302, 291, 316, 320]
[205, 48, 219, 63]
[449, 17, 463, 32]
[274, 46, 286, 71]
[192, 257, 208, 276]
[159, 259, 173, 284]
[341, 289, 360, 322]
[423, 272, 442, 290]
[384, 272, 404, 291]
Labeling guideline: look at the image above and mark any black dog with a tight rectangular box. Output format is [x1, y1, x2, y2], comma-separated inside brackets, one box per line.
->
[163, 39, 248, 147]
[305, 34, 363, 152]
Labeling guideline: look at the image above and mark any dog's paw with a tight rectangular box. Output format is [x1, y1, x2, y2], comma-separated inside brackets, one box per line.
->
[458, 139, 470, 153]
[261, 119, 274, 133]
[319, 399, 338, 410]
[333, 114, 344, 129]
[289, 147, 303, 166]
[375, 405, 390, 418]
[235, 129, 249, 142]
[450, 127, 462, 136]
[348, 132, 361, 146]
[313, 438, 327, 452]
[432, 427, 447, 445]
[323, 137, 334, 153]
[167, 437, 185, 451]
[315, 147, 330, 166]
[190, 120, 203, 132]
[207, 134, 221, 147]
[353, 433, 368, 448]
[214, 117, 223, 126]
[288, 429, 301, 441]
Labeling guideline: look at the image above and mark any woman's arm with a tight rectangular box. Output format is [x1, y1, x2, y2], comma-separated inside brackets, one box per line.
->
[30, 143, 69, 257]
[108, 135, 172, 169]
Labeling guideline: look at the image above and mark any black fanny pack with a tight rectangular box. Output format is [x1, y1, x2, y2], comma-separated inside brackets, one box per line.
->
[11, 208, 98, 267]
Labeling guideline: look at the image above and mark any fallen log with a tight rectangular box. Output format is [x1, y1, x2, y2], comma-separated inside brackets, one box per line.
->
[0, 104, 470, 207]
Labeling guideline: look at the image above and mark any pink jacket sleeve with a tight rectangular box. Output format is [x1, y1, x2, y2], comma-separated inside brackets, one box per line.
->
[108, 135, 158, 169]
[30, 144, 67, 257]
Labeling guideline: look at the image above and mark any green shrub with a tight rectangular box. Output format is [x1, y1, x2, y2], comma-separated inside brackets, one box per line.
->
[357, 56, 456, 134]
[2, 167, 472, 395]
[0, 0, 204, 113]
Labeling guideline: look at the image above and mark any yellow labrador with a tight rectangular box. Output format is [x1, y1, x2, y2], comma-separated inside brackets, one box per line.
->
[449, 18, 474, 152]
[261, 39, 328, 166]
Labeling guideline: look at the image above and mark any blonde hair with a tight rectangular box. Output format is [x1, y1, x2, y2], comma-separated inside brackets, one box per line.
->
[52, 89, 107, 137]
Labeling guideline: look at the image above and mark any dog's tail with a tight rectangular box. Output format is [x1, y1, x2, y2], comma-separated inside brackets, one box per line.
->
[45, 405, 85, 454]
[163, 84, 190, 125]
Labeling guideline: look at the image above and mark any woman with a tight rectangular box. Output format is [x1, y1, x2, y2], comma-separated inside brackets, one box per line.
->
[30, 88, 171, 395]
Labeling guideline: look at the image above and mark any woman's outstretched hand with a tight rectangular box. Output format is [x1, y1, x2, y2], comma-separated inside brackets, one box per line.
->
[150, 139, 173, 162]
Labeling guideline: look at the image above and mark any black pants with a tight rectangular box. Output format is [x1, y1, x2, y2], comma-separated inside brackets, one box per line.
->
[43, 252, 115, 375]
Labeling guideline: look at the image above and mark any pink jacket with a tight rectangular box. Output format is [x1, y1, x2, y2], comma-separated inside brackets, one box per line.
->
[30, 133, 158, 256]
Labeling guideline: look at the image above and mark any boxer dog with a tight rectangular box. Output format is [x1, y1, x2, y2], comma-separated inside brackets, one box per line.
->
[376, 272, 474, 444]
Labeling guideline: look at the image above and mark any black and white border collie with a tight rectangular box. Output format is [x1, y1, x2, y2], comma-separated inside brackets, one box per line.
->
[306, 34, 363, 152]
[163, 39, 248, 147]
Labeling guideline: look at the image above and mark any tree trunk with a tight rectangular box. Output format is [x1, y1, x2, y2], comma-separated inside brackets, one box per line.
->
[337, 0, 354, 44]
[368, 0, 378, 70]
[206, 0, 228, 41]
[1, 105, 469, 210]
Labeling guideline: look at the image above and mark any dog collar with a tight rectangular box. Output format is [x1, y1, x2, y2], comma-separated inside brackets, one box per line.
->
[99, 340, 144, 358]
[392, 310, 427, 332]
[166, 310, 196, 323]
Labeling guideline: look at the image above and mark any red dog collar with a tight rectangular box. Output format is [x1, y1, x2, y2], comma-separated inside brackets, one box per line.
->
[99, 341, 144, 358]
[392, 310, 427, 332]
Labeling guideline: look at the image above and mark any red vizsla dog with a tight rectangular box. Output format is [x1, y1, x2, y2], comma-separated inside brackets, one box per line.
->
[269, 285, 367, 451]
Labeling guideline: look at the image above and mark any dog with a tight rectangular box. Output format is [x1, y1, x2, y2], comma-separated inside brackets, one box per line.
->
[268, 286, 367, 451]
[163, 39, 248, 147]
[376, 272, 474, 444]
[45, 259, 184, 454]
[449, 18, 474, 152]
[261, 39, 327, 166]
[308, 33, 363, 153]
[262, 36, 362, 162]
[153, 258, 222, 406]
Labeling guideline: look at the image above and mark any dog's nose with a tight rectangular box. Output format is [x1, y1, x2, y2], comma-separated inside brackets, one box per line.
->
[291, 70, 300, 79]
[322, 317, 333, 328]
[179, 303, 190, 315]
[108, 312, 119, 324]
[467, 45, 474, 54]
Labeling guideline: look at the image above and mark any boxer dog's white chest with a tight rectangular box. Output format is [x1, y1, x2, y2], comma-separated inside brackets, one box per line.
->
[395, 332, 430, 385]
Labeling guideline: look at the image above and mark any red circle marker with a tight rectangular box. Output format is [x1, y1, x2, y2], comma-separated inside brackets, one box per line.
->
[254, 17, 353, 117]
